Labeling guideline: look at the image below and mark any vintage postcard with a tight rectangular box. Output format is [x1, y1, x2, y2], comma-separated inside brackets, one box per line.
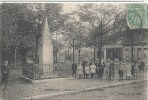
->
[0, 1, 147, 100]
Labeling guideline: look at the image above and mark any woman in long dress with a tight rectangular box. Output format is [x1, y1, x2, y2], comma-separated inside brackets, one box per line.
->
[124, 60, 132, 80]
[100, 61, 105, 79]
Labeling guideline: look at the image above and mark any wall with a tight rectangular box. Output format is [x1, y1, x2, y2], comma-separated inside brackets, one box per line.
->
[122, 45, 148, 63]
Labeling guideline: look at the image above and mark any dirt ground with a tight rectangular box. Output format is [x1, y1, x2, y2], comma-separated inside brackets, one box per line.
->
[47, 81, 147, 100]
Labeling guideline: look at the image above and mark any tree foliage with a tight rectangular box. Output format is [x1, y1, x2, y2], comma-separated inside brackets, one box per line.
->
[61, 19, 88, 48]
[0, 3, 147, 64]
[74, 4, 121, 47]
[0, 3, 66, 62]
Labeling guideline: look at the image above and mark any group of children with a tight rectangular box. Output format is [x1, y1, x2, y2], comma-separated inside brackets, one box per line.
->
[77, 62, 97, 79]
[72, 59, 144, 80]
[74, 61, 108, 79]
[118, 60, 143, 81]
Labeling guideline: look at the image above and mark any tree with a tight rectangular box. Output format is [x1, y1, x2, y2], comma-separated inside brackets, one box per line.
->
[0, 3, 34, 65]
[52, 39, 64, 62]
[75, 3, 121, 62]
[29, 3, 67, 63]
[0, 3, 67, 65]
[61, 17, 88, 63]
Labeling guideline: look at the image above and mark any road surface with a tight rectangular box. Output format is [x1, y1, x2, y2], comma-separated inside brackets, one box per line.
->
[45, 81, 147, 100]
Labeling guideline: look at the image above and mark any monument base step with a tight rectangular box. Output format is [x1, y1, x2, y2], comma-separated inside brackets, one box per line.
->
[21, 75, 73, 84]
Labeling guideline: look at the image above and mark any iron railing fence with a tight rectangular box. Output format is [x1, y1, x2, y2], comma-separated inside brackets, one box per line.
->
[22, 62, 72, 80]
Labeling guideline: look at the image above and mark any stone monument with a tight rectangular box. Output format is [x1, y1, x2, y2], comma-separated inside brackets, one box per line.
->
[38, 17, 53, 78]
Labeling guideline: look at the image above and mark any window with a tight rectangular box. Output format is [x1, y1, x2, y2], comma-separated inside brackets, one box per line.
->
[138, 48, 141, 50]
[137, 48, 142, 58]
[125, 49, 130, 58]
[144, 48, 148, 58]
[133, 49, 135, 58]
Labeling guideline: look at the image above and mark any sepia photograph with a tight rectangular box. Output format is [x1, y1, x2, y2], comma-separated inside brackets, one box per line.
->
[0, 2, 148, 100]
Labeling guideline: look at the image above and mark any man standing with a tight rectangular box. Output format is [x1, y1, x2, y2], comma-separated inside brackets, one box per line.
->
[118, 62, 124, 81]
[82, 61, 87, 78]
[0, 60, 10, 90]
[72, 63, 77, 77]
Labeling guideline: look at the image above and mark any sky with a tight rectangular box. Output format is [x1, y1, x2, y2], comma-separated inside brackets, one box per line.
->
[62, 3, 125, 13]
[63, 3, 76, 13]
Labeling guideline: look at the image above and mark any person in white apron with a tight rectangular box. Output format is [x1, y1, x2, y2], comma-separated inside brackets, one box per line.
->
[90, 63, 96, 79]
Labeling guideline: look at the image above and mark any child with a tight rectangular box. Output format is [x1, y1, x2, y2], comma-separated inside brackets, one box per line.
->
[0, 60, 10, 90]
[90, 63, 96, 79]
[85, 64, 90, 79]
[118, 63, 124, 81]
[134, 64, 139, 80]
[77, 64, 83, 79]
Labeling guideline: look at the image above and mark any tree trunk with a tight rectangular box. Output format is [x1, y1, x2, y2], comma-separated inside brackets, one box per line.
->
[55, 32, 58, 63]
[68, 47, 70, 60]
[0, 32, 2, 66]
[72, 38, 75, 64]
[1, 31, 6, 66]
[100, 21, 103, 62]
[93, 44, 96, 63]
[130, 29, 134, 63]
[21, 47, 26, 64]
[100, 33, 103, 62]
[78, 46, 81, 64]
[35, 38, 39, 64]
[14, 46, 17, 68]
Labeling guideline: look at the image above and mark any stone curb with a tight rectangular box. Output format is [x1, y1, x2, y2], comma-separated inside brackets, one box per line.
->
[21, 76, 74, 83]
[21, 79, 147, 100]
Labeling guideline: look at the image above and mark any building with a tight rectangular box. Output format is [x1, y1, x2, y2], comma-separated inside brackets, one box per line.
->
[102, 45, 148, 64]
[59, 43, 148, 64]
